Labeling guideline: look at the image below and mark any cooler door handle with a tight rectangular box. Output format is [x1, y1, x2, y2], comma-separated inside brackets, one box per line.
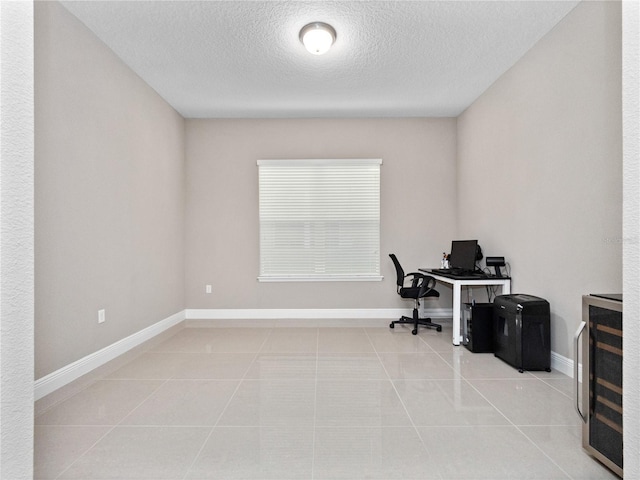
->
[574, 321, 587, 423]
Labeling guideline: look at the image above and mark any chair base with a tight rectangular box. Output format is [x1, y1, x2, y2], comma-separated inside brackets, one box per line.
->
[389, 309, 442, 335]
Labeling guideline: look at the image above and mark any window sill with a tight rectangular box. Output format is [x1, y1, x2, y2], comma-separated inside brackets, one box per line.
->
[257, 275, 383, 283]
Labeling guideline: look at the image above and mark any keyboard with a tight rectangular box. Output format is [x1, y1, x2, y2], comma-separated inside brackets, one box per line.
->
[428, 268, 489, 279]
[430, 268, 471, 275]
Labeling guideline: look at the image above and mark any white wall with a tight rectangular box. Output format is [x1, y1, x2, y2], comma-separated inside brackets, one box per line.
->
[184, 118, 457, 311]
[622, 0, 640, 476]
[457, 0, 622, 359]
[1, 2, 35, 478]
[35, 2, 186, 379]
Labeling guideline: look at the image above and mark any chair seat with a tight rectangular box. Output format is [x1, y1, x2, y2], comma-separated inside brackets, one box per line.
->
[400, 287, 440, 299]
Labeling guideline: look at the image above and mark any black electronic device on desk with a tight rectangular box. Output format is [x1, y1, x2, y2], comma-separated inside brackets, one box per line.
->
[430, 239, 484, 277]
[429, 270, 497, 280]
[486, 256, 506, 277]
[430, 242, 509, 280]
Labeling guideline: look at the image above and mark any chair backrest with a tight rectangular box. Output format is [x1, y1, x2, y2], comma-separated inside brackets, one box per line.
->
[389, 254, 405, 287]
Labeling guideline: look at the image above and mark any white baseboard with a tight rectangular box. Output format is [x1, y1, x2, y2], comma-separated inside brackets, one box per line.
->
[185, 307, 453, 321]
[184, 308, 576, 378]
[550, 350, 575, 378]
[34, 308, 450, 399]
[35, 307, 575, 400]
[34, 310, 186, 401]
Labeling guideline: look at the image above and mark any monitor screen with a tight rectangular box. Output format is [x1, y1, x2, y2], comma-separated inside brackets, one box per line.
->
[449, 240, 478, 272]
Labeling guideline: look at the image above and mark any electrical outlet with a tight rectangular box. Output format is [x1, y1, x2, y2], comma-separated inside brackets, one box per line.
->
[98, 309, 106, 324]
[205, 284, 212, 294]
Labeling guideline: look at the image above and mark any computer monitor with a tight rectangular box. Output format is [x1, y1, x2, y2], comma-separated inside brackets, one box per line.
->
[449, 240, 478, 272]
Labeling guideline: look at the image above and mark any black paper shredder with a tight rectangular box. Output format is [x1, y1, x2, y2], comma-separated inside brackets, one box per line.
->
[493, 294, 551, 372]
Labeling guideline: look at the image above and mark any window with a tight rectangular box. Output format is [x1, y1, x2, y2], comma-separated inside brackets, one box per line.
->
[258, 159, 382, 281]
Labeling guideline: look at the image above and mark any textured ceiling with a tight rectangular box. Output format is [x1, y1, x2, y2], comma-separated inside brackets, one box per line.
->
[60, 1, 580, 119]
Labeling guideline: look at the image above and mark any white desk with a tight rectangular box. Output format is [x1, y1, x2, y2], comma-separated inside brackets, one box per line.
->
[419, 270, 511, 346]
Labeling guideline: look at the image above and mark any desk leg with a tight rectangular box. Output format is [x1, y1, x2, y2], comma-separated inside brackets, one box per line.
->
[452, 284, 462, 345]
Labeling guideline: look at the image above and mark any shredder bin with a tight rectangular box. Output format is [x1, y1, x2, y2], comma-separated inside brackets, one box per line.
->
[493, 294, 551, 372]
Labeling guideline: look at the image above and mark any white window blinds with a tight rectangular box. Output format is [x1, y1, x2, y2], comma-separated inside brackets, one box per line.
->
[258, 159, 382, 282]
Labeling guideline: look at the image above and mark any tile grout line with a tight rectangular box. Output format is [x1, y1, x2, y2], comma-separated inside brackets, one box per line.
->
[52, 376, 170, 480]
[512, 424, 575, 479]
[536, 375, 575, 400]
[363, 327, 445, 480]
[441, 350, 575, 480]
[51, 423, 117, 480]
[180, 327, 275, 480]
[408, 330, 459, 479]
[310, 327, 320, 480]
[420, 332, 574, 479]
[459, 377, 575, 480]
[37, 326, 592, 480]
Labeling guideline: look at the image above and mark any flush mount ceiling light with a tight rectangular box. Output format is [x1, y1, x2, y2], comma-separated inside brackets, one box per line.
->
[299, 22, 336, 55]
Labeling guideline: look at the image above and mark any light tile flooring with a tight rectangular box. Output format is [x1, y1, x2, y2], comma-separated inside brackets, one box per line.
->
[35, 324, 618, 479]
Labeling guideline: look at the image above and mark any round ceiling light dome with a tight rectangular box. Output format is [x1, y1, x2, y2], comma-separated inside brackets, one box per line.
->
[299, 22, 336, 55]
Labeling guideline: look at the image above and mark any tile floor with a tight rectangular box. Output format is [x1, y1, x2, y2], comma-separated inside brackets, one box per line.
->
[34, 324, 618, 479]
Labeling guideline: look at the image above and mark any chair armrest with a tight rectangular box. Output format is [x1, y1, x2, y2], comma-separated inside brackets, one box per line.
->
[405, 272, 437, 292]
[419, 275, 437, 297]
[404, 272, 422, 288]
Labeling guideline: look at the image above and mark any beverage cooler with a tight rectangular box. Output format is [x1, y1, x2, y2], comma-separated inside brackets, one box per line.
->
[575, 294, 623, 478]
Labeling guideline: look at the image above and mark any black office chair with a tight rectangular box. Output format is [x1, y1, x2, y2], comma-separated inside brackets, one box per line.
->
[389, 254, 442, 335]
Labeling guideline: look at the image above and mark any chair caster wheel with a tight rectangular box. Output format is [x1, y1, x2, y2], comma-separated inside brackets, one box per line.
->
[389, 323, 394, 328]
[412, 329, 418, 335]
[437, 326, 442, 332]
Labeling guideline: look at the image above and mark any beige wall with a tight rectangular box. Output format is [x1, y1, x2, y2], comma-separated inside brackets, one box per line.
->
[457, 0, 622, 358]
[35, 2, 186, 378]
[34, 0, 623, 378]
[184, 118, 457, 310]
